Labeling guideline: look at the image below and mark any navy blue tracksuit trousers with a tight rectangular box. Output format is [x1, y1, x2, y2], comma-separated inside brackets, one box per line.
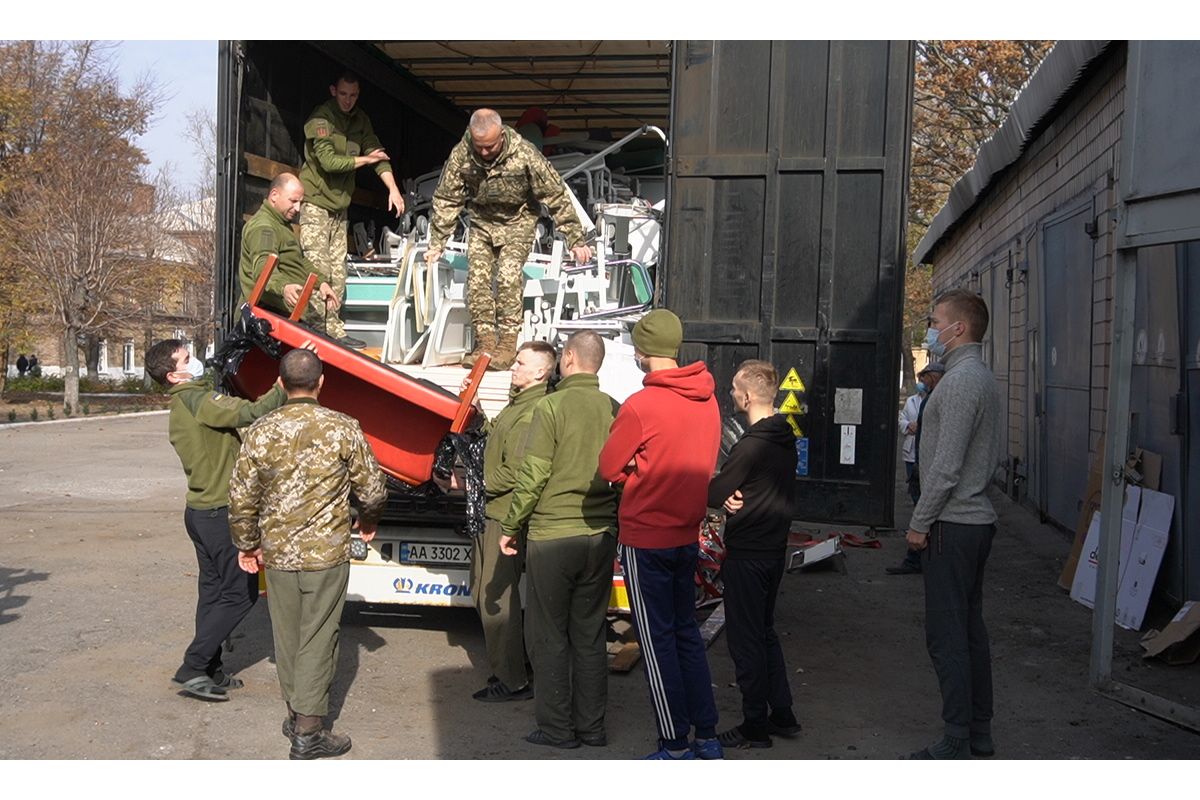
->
[619, 542, 719, 749]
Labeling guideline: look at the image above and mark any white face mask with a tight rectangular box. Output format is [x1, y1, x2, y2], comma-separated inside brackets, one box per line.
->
[185, 356, 205, 380]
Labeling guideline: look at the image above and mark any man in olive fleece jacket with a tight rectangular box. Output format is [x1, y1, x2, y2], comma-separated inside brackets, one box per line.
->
[500, 331, 620, 749]
[298, 71, 404, 343]
[905, 289, 1003, 760]
[706, 360, 801, 749]
[145, 338, 285, 701]
[464, 340, 555, 702]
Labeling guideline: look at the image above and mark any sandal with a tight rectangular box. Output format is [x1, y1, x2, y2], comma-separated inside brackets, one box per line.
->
[172, 675, 230, 702]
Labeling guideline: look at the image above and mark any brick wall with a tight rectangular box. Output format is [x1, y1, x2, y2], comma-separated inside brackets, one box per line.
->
[924, 45, 1127, 510]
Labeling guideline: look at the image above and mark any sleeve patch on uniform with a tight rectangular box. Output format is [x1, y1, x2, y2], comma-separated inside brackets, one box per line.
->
[255, 228, 276, 252]
[314, 119, 330, 137]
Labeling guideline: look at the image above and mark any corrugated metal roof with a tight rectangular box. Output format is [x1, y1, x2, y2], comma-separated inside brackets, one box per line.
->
[912, 40, 1114, 265]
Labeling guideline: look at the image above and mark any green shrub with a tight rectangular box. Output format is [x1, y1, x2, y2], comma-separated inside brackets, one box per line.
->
[5, 375, 65, 393]
[63, 402, 73, 417]
[30, 408, 38, 421]
[46, 406, 55, 420]
[82, 403, 91, 416]
[6, 410, 15, 422]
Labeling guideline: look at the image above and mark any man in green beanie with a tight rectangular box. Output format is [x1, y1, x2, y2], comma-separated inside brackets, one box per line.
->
[599, 308, 724, 759]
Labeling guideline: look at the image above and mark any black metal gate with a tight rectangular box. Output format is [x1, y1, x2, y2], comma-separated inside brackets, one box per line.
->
[664, 41, 914, 527]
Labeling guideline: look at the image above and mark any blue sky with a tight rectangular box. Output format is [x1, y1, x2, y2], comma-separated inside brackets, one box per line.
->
[113, 40, 217, 191]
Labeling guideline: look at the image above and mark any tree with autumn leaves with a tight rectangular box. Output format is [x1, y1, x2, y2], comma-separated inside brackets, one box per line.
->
[0, 41, 214, 411]
[901, 40, 1053, 390]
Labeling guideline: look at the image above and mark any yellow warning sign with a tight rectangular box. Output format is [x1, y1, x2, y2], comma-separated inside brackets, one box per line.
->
[785, 415, 803, 437]
[779, 368, 805, 392]
[779, 392, 804, 415]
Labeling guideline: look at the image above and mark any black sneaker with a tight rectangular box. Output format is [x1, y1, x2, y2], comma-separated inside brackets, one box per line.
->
[717, 726, 772, 749]
[579, 732, 608, 747]
[766, 717, 803, 737]
[472, 681, 533, 703]
[885, 562, 922, 575]
[336, 335, 367, 349]
[525, 729, 580, 749]
[289, 728, 352, 760]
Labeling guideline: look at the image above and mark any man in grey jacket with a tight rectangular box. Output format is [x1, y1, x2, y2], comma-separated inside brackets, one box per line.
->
[905, 289, 1002, 760]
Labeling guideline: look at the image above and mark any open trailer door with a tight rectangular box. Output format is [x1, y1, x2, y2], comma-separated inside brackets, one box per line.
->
[664, 41, 915, 527]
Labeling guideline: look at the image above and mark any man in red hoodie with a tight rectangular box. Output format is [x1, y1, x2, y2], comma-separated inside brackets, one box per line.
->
[598, 309, 723, 760]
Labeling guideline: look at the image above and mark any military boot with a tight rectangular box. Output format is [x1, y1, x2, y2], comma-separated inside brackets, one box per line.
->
[462, 326, 497, 369]
[489, 330, 519, 371]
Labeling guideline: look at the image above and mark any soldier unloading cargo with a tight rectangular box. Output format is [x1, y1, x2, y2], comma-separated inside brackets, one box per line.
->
[424, 109, 593, 371]
[238, 173, 341, 332]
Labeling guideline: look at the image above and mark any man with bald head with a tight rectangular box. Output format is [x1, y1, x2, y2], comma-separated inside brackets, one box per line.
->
[425, 108, 594, 371]
[500, 330, 620, 749]
[238, 173, 342, 338]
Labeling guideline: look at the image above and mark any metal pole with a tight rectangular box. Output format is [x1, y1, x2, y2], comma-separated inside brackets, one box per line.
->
[1089, 244, 1137, 686]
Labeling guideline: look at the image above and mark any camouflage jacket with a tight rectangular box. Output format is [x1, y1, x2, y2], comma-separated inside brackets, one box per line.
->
[238, 202, 319, 312]
[298, 99, 391, 213]
[428, 125, 587, 253]
[229, 398, 388, 571]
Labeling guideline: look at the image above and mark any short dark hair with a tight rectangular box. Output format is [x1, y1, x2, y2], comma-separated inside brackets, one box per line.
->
[518, 340, 557, 369]
[280, 348, 322, 392]
[146, 339, 184, 386]
[563, 330, 605, 372]
[333, 70, 360, 87]
[934, 288, 990, 341]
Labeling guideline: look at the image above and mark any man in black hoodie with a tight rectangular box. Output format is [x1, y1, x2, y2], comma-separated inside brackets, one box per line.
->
[708, 360, 802, 749]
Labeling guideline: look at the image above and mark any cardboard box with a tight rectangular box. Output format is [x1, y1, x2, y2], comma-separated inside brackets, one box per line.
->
[1115, 489, 1174, 630]
[1070, 486, 1174, 631]
[1141, 601, 1200, 665]
[1058, 447, 1162, 591]
[1070, 485, 1140, 610]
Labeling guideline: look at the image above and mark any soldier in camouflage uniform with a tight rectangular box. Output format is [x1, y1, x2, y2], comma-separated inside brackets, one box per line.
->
[238, 173, 340, 332]
[230, 348, 387, 760]
[299, 71, 405, 347]
[425, 108, 593, 370]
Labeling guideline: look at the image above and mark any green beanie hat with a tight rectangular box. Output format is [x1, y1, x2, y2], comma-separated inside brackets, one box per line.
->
[632, 309, 683, 358]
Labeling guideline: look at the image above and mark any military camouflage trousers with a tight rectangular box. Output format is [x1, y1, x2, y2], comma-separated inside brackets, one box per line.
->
[466, 221, 536, 338]
[299, 202, 349, 338]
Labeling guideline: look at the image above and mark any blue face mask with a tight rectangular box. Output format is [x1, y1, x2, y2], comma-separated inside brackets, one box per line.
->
[185, 356, 205, 380]
[916, 381, 928, 394]
[925, 323, 958, 359]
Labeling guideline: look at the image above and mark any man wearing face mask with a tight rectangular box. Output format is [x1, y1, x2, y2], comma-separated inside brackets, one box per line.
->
[146, 338, 285, 701]
[904, 290, 1002, 760]
[424, 108, 593, 371]
[887, 361, 945, 575]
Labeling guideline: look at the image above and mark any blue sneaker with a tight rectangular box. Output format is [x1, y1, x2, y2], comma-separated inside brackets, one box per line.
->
[691, 737, 725, 759]
[644, 745, 696, 760]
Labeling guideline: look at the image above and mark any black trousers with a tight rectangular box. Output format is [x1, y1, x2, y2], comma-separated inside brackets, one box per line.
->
[175, 506, 259, 682]
[921, 521, 995, 739]
[722, 556, 793, 738]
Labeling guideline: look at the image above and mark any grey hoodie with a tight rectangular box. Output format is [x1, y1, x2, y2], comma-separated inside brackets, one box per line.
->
[909, 342, 1002, 532]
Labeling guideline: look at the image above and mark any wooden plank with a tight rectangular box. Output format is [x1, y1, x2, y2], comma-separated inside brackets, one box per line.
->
[698, 600, 726, 647]
[608, 641, 641, 673]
